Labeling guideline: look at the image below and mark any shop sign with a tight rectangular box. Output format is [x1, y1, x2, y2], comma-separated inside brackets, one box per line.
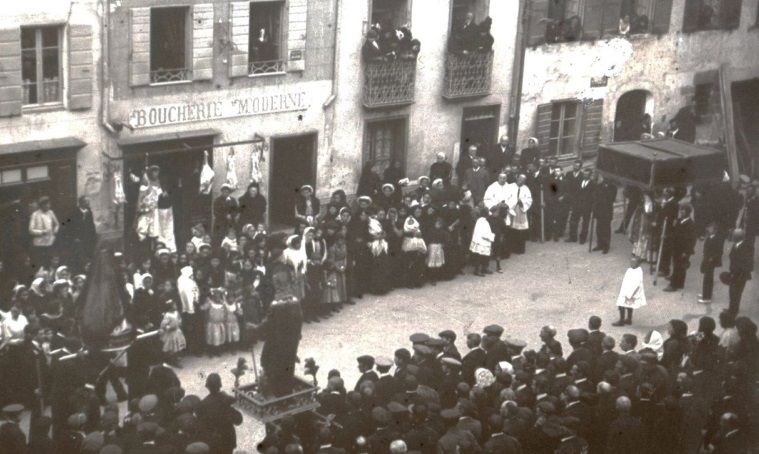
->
[128, 91, 310, 129]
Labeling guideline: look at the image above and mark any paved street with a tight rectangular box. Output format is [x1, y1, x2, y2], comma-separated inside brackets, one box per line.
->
[168, 210, 759, 450]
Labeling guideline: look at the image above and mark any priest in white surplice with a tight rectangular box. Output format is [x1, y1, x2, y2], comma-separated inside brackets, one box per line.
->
[613, 256, 647, 326]
[505, 174, 532, 254]
[483, 173, 514, 210]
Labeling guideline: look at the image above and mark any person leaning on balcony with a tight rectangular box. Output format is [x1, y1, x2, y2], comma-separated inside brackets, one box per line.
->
[397, 26, 421, 59]
[449, 11, 478, 54]
[362, 29, 385, 63]
[473, 17, 494, 53]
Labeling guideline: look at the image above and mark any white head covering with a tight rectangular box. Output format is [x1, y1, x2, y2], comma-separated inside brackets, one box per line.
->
[641, 330, 664, 360]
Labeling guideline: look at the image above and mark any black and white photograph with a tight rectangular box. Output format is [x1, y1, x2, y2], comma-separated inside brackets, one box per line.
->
[0, 0, 758, 452]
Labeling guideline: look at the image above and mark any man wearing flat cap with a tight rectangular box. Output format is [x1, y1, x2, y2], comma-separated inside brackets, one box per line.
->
[355, 355, 379, 391]
[438, 330, 462, 360]
[483, 324, 511, 371]
[414, 344, 442, 388]
[462, 333, 488, 386]
[367, 407, 399, 453]
[0, 404, 26, 454]
[437, 408, 481, 453]
[196, 373, 243, 454]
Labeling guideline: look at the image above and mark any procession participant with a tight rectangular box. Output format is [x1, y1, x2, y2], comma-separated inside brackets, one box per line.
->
[505, 174, 532, 255]
[664, 204, 697, 292]
[591, 173, 617, 254]
[613, 256, 646, 326]
[726, 229, 753, 314]
[698, 221, 724, 304]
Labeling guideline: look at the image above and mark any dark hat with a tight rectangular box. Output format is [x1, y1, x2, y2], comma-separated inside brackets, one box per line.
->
[205, 373, 222, 390]
[387, 401, 408, 414]
[372, 407, 391, 424]
[438, 330, 457, 341]
[640, 352, 658, 364]
[185, 443, 210, 454]
[375, 356, 393, 368]
[425, 338, 447, 349]
[2, 404, 23, 417]
[719, 271, 732, 285]
[441, 357, 462, 368]
[413, 344, 433, 356]
[484, 324, 504, 336]
[456, 382, 471, 395]
[406, 364, 420, 376]
[179, 395, 201, 413]
[357, 355, 375, 367]
[567, 329, 589, 344]
[409, 333, 430, 344]
[440, 408, 461, 421]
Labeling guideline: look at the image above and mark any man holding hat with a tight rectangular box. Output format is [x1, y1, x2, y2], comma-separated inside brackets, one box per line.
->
[0, 404, 25, 454]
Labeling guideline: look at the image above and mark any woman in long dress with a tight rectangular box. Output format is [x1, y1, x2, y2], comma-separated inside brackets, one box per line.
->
[202, 288, 226, 357]
[613, 256, 647, 326]
[134, 166, 162, 248]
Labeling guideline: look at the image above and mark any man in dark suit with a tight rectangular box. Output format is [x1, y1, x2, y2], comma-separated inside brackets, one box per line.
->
[591, 175, 617, 253]
[361, 29, 384, 62]
[664, 204, 697, 292]
[354, 355, 380, 391]
[672, 100, 697, 143]
[546, 166, 568, 241]
[566, 329, 594, 370]
[727, 229, 753, 314]
[656, 188, 679, 276]
[567, 168, 594, 244]
[449, 11, 478, 54]
[374, 357, 401, 406]
[559, 385, 593, 443]
[63, 196, 97, 273]
[0, 404, 26, 454]
[586, 315, 605, 357]
[482, 324, 510, 371]
[487, 135, 514, 183]
[196, 374, 243, 454]
[367, 407, 400, 454]
[605, 396, 647, 453]
[699, 221, 724, 303]
[594, 336, 619, 383]
[461, 333, 487, 385]
[438, 330, 461, 360]
[456, 144, 481, 183]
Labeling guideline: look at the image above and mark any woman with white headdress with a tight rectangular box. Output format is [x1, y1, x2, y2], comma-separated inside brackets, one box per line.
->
[283, 235, 308, 303]
[402, 206, 427, 288]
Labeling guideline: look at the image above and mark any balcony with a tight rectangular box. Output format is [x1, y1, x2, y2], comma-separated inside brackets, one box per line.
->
[150, 68, 192, 85]
[249, 60, 286, 76]
[442, 51, 494, 100]
[363, 58, 417, 109]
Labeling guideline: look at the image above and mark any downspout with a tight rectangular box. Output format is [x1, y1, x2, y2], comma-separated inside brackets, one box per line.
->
[323, 0, 341, 109]
[101, 0, 117, 134]
[322, 0, 340, 195]
[508, 0, 529, 146]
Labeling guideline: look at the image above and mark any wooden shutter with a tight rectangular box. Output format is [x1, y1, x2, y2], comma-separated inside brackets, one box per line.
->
[682, 0, 702, 33]
[580, 99, 603, 156]
[192, 4, 214, 81]
[720, 0, 742, 30]
[68, 24, 93, 110]
[582, 0, 605, 40]
[130, 7, 151, 86]
[0, 27, 22, 117]
[602, 0, 623, 36]
[535, 103, 553, 155]
[527, 0, 549, 46]
[287, 0, 307, 72]
[229, 2, 250, 77]
[651, 0, 673, 34]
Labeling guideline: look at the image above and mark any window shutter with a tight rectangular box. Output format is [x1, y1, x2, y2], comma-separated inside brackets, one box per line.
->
[68, 24, 93, 110]
[527, 0, 549, 46]
[602, 0, 623, 36]
[535, 103, 553, 155]
[720, 0, 742, 30]
[651, 0, 673, 34]
[287, 0, 307, 72]
[682, 0, 702, 33]
[582, 0, 605, 40]
[0, 27, 22, 117]
[580, 99, 603, 156]
[229, 2, 250, 77]
[192, 4, 214, 81]
[130, 7, 151, 86]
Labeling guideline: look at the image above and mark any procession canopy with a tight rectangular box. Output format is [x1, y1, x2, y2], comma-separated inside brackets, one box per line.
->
[596, 138, 726, 191]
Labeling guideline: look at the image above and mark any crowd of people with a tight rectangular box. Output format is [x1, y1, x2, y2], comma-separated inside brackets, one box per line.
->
[0, 126, 758, 453]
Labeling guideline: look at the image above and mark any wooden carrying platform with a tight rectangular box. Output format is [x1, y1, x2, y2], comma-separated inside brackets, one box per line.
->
[234, 377, 320, 423]
[596, 138, 726, 190]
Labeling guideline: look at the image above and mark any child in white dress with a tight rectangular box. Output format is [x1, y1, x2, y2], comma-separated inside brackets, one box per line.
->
[159, 300, 186, 366]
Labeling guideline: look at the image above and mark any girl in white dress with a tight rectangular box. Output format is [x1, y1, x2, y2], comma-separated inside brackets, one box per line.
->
[202, 288, 226, 357]
[613, 256, 647, 326]
[159, 300, 186, 366]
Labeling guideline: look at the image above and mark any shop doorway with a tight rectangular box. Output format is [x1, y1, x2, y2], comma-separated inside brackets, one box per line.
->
[461, 104, 500, 156]
[122, 136, 214, 258]
[731, 79, 759, 177]
[614, 90, 650, 141]
[269, 133, 317, 228]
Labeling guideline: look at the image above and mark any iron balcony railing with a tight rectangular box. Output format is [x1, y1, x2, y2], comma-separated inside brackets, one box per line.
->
[249, 59, 286, 75]
[150, 68, 192, 84]
[442, 51, 494, 99]
[363, 58, 417, 108]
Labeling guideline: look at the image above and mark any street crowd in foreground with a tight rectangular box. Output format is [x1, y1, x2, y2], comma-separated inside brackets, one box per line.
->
[0, 133, 758, 453]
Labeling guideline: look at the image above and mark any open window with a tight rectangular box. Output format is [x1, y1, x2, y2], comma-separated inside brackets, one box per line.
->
[150, 7, 191, 83]
[535, 99, 603, 158]
[248, 1, 285, 74]
[683, 0, 742, 32]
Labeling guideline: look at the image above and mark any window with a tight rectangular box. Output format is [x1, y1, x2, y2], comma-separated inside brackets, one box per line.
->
[248, 1, 285, 74]
[683, 0, 742, 32]
[150, 7, 191, 83]
[371, 0, 409, 29]
[363, 118, 407, 176]
[527, 0, 673, 46]
[0, 166, 49, 186]
[21, 26, 62, 105]
[535, 99, 603, 158]
[694, 84, 713, 118]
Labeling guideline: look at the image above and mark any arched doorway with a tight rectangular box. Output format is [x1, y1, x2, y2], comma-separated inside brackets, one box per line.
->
[614, 90, 652, 141]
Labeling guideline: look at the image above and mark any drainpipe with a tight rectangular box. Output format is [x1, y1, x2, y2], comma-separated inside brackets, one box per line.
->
[323, 0, 341, 110]
[322, 0, 340, 197]
[101, 0, 117, 134]
[508, 0, 528, 146]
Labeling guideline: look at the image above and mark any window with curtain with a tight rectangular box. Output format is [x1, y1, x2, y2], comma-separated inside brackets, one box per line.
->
[150, 7, 190, 83]
[363, 118, 407, 176]
[21, 26, 62, 105]
[248, 1, 284, 74]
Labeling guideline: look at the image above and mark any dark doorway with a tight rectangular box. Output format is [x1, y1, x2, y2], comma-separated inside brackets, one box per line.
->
[269, 133, 317, 228]
[461, 104, 500, 156]
[123, 136, 213, 258]
[731, 79, 759, 177]
[614, 90, 649, 141]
